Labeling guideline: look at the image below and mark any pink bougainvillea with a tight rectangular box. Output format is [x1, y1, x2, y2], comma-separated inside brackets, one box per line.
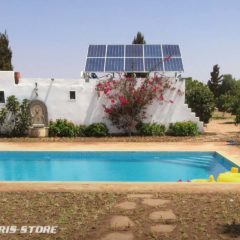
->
[96, 74, 172, 135]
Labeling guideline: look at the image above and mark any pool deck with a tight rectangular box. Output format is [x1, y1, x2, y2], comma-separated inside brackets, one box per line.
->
[0, 141, 239, 192]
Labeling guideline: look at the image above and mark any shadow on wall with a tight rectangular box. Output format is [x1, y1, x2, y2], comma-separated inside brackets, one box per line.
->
[84, 92, 105, 125]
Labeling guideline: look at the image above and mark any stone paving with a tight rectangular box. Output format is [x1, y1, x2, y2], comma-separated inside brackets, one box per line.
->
[100, 193, 177, 240]
[149, 210, 177, 221]
[101, 232, 134, 240]
[142, 198, 170, 207]
[150, 224, 176, 233]
[110, 216, 135, 230]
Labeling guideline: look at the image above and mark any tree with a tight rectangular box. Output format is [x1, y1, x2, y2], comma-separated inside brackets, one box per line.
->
[0, 31, 13, 70]
[235, 108, 240, 125]
[0, 96, 31, 136]
[231, 91, 240, 115]
[207, 64, 223, 98]
[216, 75, 240, 115]
[132, 32, 146, 44]
[216, 94, 235, 114]
[186, 79, 215, 123]
[131, 32, 146, 78]
[219, 74, 239, 96]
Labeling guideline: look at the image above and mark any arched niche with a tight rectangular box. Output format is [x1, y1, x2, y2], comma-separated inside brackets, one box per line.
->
[29, 100, 48, 127]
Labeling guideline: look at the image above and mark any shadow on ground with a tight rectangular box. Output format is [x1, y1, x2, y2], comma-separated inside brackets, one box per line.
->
[221, 222, 240, 238]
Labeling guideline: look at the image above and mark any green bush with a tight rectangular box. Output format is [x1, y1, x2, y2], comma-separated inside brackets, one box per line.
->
[84, 123, 109, 137]
[49, 119, 85, 137]
[49, 120, 108, 137]
[168, 121, 199, 136]
[75, 125, 86, 137]
[235, 109, 240, 125]
[186, 79, 215, 123]
[136, 122, 165, 136]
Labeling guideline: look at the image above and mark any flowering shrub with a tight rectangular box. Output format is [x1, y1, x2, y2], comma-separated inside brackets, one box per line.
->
[96, 75, 172, 135]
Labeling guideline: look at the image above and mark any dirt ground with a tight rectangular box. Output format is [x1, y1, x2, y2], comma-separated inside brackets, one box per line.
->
[204, 118, 239, 135]
[0, 192, 240, 240]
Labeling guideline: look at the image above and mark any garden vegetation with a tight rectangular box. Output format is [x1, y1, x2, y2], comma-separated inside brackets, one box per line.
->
[0, 95, 31, 136]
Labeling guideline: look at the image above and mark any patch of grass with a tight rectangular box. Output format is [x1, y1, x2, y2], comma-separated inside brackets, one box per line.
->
[212, 111, 235, 120]
[0, 192, 121, 240]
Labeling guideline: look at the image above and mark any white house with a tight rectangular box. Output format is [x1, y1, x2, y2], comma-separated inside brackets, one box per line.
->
[0, 71, 203, 133]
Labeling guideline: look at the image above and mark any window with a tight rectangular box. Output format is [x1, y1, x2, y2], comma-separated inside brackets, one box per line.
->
[0, 91, 5, 103]
[69, 91, 76, 100]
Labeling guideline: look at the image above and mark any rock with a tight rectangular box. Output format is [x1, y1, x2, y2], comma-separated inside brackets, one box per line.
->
[110, 216, 135, 230]
[142, 199, 170, 207]
[149, 210, 177, 221]
[101, 232, 134, 240]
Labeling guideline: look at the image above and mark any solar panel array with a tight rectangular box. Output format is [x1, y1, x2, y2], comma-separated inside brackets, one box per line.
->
[85, 44, 184, 72]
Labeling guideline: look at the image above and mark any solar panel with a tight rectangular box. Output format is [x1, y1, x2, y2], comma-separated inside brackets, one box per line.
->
[144, 45, 162, 57]
[87, 45, 106, 57]
[125, 58, 144, 72]
[145, 58, 164, 71]
[85, 44, 184, 72]
[85, 58, 105, 72]
[162, 45, 181, 57]
[164, 58, 184, 71]
[105, 58, 124, 72]
[107, 45, 124, 57]
[126, 45, 143, 57]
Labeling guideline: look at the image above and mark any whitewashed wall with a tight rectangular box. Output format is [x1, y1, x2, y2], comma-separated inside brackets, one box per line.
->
[0, 71, 203, 132]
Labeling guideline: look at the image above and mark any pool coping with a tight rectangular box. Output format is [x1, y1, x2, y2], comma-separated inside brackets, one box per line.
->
[0, 142, 239, 192]
[0, 182, 240, 193]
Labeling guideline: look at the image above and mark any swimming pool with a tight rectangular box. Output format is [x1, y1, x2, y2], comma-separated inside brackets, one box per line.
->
[0, 151, 237, 182]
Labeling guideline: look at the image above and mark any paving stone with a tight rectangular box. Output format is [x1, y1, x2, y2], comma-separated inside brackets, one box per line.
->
[101, 232, 134, 240]
[142, 199, 170, 207]
[115, 201, 137, 210]
[110, 216, 135, 230]
[149, 210, 177, 221]
[150, 224, 176, 233]
[127, 193, 153, 199]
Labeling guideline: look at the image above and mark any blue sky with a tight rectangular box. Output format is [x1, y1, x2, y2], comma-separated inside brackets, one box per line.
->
[1, 0, 240, 81]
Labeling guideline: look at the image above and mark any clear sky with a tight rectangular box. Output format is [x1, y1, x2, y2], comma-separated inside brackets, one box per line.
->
[1, 0, 240, 81]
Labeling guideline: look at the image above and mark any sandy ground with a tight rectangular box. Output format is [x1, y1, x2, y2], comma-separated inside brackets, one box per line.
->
[205, 118, 239, 135]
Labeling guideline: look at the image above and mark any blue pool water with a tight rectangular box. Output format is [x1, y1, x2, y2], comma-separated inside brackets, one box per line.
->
[0, 151, 237, 182]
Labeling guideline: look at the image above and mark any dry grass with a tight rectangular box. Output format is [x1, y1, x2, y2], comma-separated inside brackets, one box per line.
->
[212, 111, 235, 120]
[0, 192, 121, 240]
[0, 192, 240, 239]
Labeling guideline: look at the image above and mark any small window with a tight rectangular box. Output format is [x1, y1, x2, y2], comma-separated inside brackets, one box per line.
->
[0, 91, 5, 103]
[69, 91, 76, 100]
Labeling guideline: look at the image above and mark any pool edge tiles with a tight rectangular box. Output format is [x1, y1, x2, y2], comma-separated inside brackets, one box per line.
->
[215, 151, 240, 168]
[0, 182, 240, 193]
